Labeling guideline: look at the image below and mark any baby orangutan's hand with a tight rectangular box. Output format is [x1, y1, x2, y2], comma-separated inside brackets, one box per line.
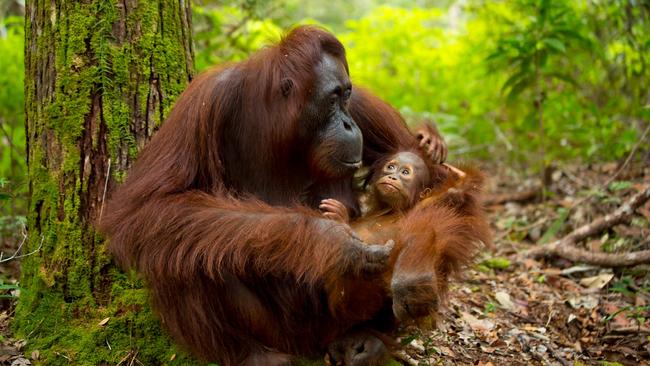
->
[319, 198, 350, 224]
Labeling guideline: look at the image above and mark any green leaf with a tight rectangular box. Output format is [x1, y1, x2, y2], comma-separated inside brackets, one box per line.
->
[609, 181, 633, 192]
[501, 70, 531, 94]
[506, 75, 534, 102]
[0, 284, 20, 290]
[539, 208, 569, 244]
[544, 71, 578, 86]
[480, 257, 511, 270]
[542, 37, 566, 53]
[399, 335, 417, 346]
[600, 361, 625, 366]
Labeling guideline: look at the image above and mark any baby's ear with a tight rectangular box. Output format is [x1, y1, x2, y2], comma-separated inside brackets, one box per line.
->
[419, 187, 432, 199]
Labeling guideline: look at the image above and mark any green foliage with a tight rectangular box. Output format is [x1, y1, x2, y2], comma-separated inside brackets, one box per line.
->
[610, 276, 636, 296]
[487, 0, 592, 102]
[330, 1, 646, 165]
[480, 257, 511, 270]
[14, 270, 198, 365]
[483, 302, 496, 314]
[193, 2, 283, 71]
[0, 280, 21, 299]
[340, 6, 498, 154]
[539, 207, 569, 244]
[608, 180, 633, 192]
[0, 14, 25, 244]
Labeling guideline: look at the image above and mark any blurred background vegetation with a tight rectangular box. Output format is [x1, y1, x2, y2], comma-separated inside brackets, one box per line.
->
[1, 0, 648, 247]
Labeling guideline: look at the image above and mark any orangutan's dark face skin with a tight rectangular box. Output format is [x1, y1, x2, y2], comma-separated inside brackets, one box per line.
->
[303, 53, 363, 179]
[373, 152, 430, 211]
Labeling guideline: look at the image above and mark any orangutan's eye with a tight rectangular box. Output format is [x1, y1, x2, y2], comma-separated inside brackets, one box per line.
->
[342, 87, 352, 101]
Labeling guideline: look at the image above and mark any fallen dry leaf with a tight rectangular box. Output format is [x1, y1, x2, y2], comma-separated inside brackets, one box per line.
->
[566, 295, 599, 310]
[495, 291, 515, 311]
[10, 357, 31, 366]
[579, 273, 614, 289]
[461, 311, 496, 333]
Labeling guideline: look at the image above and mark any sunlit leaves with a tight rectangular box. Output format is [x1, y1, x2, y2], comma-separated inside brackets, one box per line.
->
[488, 0, 593, 100]
[193, 3, 283, 71]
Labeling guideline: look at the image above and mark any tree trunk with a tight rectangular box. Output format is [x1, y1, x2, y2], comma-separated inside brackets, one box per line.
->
[16, 1, 194, 364]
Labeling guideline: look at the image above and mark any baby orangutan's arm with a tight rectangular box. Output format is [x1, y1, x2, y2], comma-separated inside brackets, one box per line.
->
[320, 198, 351, 224]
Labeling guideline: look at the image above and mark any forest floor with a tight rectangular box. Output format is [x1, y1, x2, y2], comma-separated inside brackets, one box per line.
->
[396, 160, 650, 366]
[1, 160, 649, 366]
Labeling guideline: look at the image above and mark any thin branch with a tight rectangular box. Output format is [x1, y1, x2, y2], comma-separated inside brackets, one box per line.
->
[567, 122, 650, 211]
[489, 119, 513, 151]
[484, 187, 540, 206]
[0, 226, 44, 264]
[524, 187, 650, 266]
[392, 350, 418, 366]
[602, 121, 650, 188]
[99, 158, 111, 221]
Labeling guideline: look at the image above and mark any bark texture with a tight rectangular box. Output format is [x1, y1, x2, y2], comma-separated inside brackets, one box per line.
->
[16, 1, 194, 364]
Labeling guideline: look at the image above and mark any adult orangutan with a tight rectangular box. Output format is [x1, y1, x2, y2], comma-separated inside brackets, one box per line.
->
[100, 26, 476, 366]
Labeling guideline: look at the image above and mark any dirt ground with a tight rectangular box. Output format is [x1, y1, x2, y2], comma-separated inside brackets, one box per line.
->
[395, 160, 650, 366]
[1, 160, 649, 365]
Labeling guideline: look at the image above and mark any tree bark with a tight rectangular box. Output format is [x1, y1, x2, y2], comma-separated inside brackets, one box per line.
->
[16, 1, 194, 364]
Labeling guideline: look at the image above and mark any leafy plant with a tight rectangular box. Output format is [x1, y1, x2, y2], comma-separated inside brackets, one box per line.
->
[487, 0, 594, 186]
[539, 207, 569, 244]
[608, 181, 633, 192]
[193, 2, 283, 71]
[483, 302, 496, 315]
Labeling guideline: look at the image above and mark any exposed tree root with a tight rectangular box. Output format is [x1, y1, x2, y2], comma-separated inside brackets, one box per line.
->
[524, 187, 650, 267]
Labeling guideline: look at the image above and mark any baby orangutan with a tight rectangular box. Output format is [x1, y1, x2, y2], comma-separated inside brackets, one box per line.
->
[320, 149, 486, 317]
[320, 151, 431, 224]
[321, 151, 490, 365]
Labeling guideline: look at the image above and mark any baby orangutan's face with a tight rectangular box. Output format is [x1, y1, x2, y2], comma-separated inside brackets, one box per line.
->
[373, 152, 430, 210]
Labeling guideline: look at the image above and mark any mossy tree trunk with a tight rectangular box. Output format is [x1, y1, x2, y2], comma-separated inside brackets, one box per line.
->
[16, 1, 195, 364]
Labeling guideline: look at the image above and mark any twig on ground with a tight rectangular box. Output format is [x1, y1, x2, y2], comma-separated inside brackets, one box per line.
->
[546, 342, 572, 366]
[602, 122, 650, 189]
[609, 326, 650, 334]
[55, 351, 71, 361]
[566, 123, 650, 211]
[0, 226, 44, 264]
[495, 217, 551, 243]
[524, 187, 650, 266]
[392, 350, 418, 366]
[485, 187, 541, 206]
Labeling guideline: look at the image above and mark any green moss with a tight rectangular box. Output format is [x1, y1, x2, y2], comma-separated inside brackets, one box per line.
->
[16, 272, 198, 365]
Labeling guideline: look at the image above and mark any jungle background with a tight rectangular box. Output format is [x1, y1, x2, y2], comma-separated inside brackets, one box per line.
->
[1, 0, 649, 365]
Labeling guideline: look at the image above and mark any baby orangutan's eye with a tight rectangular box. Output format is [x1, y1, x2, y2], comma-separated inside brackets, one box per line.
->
[387, 164, 395, 170]
[402, 169, 410, 175]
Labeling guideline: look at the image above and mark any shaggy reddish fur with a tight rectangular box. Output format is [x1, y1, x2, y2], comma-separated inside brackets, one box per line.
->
[100, 25, 488, 365]
[330, 161, 491, 325]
